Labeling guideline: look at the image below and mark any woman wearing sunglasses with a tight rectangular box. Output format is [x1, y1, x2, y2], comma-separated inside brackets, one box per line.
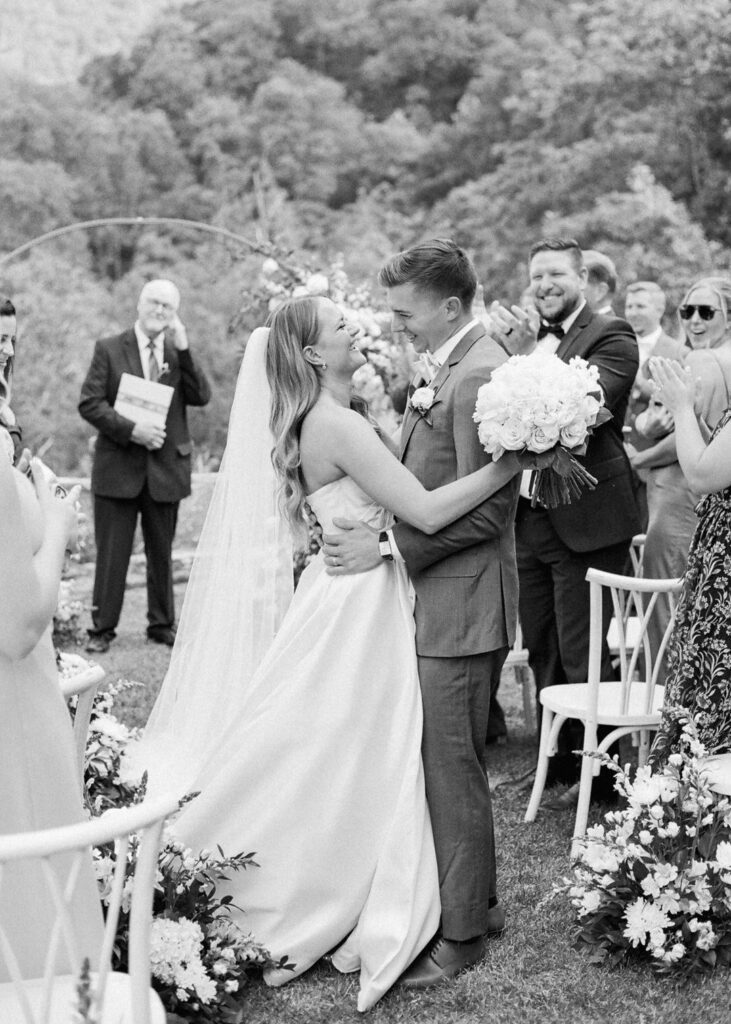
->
[647, 287, 731, 772]
[628, 276, 731, 675]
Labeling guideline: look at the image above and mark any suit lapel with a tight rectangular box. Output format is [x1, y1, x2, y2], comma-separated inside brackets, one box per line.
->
[556, 303, 594, 362]
[122, 328, 145, 377]
[399, 323, 486, 459]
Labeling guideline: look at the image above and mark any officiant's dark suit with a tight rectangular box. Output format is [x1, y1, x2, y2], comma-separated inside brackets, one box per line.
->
[502, 239, 640, 780]
[79, 279, 210, 651]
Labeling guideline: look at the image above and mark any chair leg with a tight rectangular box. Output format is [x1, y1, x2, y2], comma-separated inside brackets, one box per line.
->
[637, 729, 651, 766]
[516, 665, 535, 734]
[525, 704, 554, 822]
[572, 730, 598, 854]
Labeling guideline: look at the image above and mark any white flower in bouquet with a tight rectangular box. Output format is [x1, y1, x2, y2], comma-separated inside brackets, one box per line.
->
[473, 348, 611, 507]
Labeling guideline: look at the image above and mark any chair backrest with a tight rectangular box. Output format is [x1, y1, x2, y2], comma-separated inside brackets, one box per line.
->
[629, 532, 646, 577]
[586, 567, 683, 716]
[58, 655, 105, 784]
[0, 795, 178, 1024]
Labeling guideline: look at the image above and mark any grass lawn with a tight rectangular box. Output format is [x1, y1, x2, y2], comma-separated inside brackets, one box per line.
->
[66, 570, 731, 1024]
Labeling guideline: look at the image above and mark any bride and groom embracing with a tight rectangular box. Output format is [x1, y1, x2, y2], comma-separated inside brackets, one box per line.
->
[132, 238, 521, 1011]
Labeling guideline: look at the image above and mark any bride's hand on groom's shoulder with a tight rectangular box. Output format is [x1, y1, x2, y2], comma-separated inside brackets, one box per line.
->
[322, 518, 381, 575]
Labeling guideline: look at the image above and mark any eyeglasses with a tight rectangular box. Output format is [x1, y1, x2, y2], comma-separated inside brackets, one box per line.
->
[678, 304, 720, 321]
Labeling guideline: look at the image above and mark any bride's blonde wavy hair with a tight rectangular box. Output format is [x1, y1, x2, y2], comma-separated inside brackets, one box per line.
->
[265, 295, 371, 540]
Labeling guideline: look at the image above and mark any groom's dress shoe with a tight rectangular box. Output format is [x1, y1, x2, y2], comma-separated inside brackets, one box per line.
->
[397, 934, 486, 990]
[542, 781, 580, 812]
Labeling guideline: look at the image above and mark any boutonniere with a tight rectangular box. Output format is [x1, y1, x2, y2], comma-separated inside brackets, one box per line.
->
[410, 386, 436, 416]
[158, 362, 170, 380]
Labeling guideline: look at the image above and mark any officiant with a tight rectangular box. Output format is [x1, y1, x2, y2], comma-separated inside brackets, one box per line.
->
[79, 279, 211, 654]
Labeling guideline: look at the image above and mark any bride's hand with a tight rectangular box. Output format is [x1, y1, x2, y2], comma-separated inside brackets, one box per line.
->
[648, 357, 696, 415]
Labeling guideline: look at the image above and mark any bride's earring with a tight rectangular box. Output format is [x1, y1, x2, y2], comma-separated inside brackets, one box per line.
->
[303, 346, 327, 371]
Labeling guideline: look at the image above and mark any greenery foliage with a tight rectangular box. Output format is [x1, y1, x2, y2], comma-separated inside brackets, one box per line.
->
[3, 0, 731, 473]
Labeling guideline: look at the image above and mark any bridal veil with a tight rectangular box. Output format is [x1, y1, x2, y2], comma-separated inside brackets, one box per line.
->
[134, 327, 294, 792]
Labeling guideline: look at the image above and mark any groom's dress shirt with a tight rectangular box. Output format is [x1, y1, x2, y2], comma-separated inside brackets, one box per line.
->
[389, 318, 482, 560]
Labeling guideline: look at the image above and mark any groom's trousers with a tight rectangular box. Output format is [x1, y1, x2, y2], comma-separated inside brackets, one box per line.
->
[417, 647, 508, 942]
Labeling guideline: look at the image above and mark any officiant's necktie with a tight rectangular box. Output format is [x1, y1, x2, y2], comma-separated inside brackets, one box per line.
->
[147, 341, 160, 382]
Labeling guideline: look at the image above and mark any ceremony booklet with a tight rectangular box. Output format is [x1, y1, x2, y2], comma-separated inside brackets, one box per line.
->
[114, 372, 174, 429]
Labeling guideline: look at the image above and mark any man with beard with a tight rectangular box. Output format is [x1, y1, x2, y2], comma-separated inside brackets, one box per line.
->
[489, 238, 640, 800]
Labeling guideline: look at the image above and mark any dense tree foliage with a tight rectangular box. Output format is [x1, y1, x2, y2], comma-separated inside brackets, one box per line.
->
[2, 0, 731, 470]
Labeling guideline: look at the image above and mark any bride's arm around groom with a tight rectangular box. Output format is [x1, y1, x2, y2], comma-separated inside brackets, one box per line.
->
[323, 238, 519, 987]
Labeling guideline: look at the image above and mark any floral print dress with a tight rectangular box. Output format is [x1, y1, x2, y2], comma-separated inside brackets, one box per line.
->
[650, 407, 731, 762]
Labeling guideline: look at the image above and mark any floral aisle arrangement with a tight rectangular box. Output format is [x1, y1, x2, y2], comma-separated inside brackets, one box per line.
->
[56, 674, 288, 1021]
[564, 714, 731, 977]
[473, 348, 611, 507]
[95, 833, 291, 1023]
[52, 577, 86, 648]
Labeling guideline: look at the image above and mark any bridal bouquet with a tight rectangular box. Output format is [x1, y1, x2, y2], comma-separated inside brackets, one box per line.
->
[473, 349, 611, 507]
[563, 713, 731, 978]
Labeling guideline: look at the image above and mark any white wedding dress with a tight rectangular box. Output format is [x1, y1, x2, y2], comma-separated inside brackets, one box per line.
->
[142, 475, 440, 1011]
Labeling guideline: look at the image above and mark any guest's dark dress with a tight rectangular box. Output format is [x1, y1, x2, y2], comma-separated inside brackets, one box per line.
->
[650, 407, 731, 762]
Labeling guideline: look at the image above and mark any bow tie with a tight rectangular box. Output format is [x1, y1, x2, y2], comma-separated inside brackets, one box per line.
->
[537, 322, 565, 341]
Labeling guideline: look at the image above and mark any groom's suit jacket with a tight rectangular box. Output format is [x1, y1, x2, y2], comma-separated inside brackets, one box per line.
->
[392, 323, 520, 659]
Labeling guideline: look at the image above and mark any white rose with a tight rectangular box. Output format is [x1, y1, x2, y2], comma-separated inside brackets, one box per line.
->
[559, 417, 589, 449]
[495, 418, 533, 450]
[261, 257, 279, 276]
[528, 424, 560, 453]
[411, 387, 436, 414]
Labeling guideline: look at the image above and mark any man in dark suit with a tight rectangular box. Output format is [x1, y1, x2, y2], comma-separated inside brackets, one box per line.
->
[79, 279, 211, 653]
[320, 239, 520, 986]
[490, 238, 640, 794]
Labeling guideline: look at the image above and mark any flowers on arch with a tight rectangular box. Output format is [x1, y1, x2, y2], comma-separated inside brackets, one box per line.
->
[560, 712, 731, 977]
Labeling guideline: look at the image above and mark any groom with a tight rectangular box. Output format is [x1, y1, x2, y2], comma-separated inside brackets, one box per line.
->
[322, 238, 519, 986]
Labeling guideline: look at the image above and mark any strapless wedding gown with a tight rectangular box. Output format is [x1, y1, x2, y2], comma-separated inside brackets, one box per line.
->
[166, 476, 439, 1011]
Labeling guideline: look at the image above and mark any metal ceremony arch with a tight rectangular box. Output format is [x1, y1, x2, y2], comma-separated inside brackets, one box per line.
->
[0, 216, 274, 269]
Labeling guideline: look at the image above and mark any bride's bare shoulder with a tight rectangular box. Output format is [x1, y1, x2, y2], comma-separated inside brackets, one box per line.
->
[301, 401, 364, 443]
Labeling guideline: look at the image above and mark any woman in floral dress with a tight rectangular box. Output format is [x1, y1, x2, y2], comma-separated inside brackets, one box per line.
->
[648, 310, 731, 763]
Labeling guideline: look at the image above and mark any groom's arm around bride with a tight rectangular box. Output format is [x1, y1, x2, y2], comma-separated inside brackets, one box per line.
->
[323, 238, 519, 987]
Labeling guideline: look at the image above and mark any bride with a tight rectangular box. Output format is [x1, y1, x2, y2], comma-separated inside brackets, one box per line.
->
[132, 295, 517, 1011]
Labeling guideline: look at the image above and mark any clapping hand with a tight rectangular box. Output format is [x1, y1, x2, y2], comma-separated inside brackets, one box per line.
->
[487, 301, 538, 355]
[648, 357, 697, 415]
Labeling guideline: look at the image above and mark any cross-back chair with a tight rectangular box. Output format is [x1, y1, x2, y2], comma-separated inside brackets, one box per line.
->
[58, 654, 105, 785]
[524, 567, 683, 857]
[0, 795, 179, 1023]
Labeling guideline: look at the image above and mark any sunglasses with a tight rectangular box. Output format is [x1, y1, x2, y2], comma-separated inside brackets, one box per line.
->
[678, 304, 720, 321]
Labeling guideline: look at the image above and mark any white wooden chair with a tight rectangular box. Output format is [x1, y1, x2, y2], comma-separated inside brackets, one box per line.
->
[524, 568, 683, 857]
[504, 620, 535, 733]
[607, 532, 646, 656]
[58, 654, 105, 785]
[0, 795, 179, 1024]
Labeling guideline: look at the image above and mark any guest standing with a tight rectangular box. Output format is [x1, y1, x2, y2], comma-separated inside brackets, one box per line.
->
[79, 279, 211, 653]
[0, 299, 21, 462]
[629, 277, 731, 675]
[0, 455, 103, 978]
[489, 238, 640, 793]
[648, 334, 731, 763]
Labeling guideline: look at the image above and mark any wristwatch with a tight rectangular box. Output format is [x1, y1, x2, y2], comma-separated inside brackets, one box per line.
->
[378, 530, 394, 561]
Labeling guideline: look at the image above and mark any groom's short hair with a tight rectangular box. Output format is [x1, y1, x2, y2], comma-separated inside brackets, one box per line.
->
[378, 238, 477, 310]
